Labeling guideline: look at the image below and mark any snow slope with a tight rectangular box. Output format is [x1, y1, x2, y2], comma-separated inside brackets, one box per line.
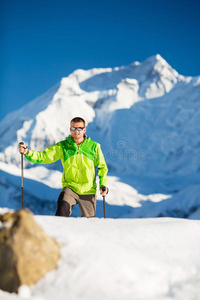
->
[1, 161, 200, 219]
[0, 54, 200, 218]
[0, 215, 200, 300]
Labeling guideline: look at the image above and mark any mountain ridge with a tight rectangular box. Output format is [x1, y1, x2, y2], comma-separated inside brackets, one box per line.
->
[0, 54, 199, 169]
[0, 54, 200, 218]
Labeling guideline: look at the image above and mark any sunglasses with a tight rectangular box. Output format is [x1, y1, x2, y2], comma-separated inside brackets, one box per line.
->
[70, 126, 85, 131]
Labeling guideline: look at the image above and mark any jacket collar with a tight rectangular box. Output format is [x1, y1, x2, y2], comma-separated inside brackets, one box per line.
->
[66, 134, 89, 145]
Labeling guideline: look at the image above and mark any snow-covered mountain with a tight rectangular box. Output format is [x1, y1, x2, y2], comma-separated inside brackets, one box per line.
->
[0, 54, 200, 218]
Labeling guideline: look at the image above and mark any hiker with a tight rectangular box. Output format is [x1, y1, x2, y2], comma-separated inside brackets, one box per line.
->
[18, 117, 108, 217]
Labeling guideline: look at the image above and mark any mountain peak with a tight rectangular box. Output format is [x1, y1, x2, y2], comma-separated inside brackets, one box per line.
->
[0, 54, 197, 170]
[142, 54, 169, 68]
[155, 53, 166, 62]
[149, 54, 167, 64]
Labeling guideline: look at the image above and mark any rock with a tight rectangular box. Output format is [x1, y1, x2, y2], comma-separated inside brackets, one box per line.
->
[0, 209, 60, 293]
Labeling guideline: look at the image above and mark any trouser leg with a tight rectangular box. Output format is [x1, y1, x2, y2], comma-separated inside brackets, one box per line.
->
[55, 187, 77, 217]
[77, 194, 97, 218]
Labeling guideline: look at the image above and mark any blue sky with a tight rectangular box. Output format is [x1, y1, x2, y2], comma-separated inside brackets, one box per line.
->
[0, 0, 200, 121]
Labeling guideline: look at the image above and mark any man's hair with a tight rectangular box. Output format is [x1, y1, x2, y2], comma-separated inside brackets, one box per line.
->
[71, 117, 85, 126]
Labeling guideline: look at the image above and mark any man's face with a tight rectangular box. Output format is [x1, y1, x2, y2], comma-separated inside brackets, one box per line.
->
[70, 121, 86, 139]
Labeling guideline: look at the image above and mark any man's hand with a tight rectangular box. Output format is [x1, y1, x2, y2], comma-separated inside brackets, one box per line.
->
[18, 143, 28, 155]
[100, 186, 108, 196]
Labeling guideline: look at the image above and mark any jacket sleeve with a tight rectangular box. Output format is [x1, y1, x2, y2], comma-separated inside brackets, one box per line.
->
[25, 143, 62, 164]
[94, 143, 108, 187]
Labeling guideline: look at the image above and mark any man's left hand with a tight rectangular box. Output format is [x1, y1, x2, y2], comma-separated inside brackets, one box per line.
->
[100, 186, 108, 196]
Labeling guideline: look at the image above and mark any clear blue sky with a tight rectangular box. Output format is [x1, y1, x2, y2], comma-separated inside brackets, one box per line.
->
[0, 0, 199, 121]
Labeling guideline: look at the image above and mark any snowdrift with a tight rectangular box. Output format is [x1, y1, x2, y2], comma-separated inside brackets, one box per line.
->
[0, 216, 200, 300]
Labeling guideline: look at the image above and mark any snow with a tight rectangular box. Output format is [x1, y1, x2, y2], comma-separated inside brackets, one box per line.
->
[1, 160, 199, 219]
[18, 286, 32, 299]
[0, 216, 200, 300]
[0, 51, 199, 299]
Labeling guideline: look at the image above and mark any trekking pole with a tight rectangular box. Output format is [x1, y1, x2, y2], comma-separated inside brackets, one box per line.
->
[19, 142, 25, 209]
[101, 186, 107, 218]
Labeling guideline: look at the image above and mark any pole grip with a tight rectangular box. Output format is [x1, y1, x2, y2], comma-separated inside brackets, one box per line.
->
[19, 141, 25, 154]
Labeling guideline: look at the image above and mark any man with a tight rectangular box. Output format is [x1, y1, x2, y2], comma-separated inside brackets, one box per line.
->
[18, 117, 108, 218]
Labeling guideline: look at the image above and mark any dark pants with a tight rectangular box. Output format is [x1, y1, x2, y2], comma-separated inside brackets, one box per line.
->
[55, 187, 97, 218]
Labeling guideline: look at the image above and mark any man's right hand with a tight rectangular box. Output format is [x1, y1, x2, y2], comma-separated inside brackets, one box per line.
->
[18, 143, 28, 155]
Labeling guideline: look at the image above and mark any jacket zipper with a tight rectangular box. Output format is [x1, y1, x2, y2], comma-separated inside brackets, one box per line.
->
[77, 145, 82, 191]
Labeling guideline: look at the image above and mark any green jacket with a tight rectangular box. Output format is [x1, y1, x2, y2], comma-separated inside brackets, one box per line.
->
[25, 136, 108, 195]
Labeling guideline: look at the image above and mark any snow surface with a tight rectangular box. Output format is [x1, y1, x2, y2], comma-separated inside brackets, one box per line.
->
[0, 215, 200, 300]
[1, 161, 200, 219]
